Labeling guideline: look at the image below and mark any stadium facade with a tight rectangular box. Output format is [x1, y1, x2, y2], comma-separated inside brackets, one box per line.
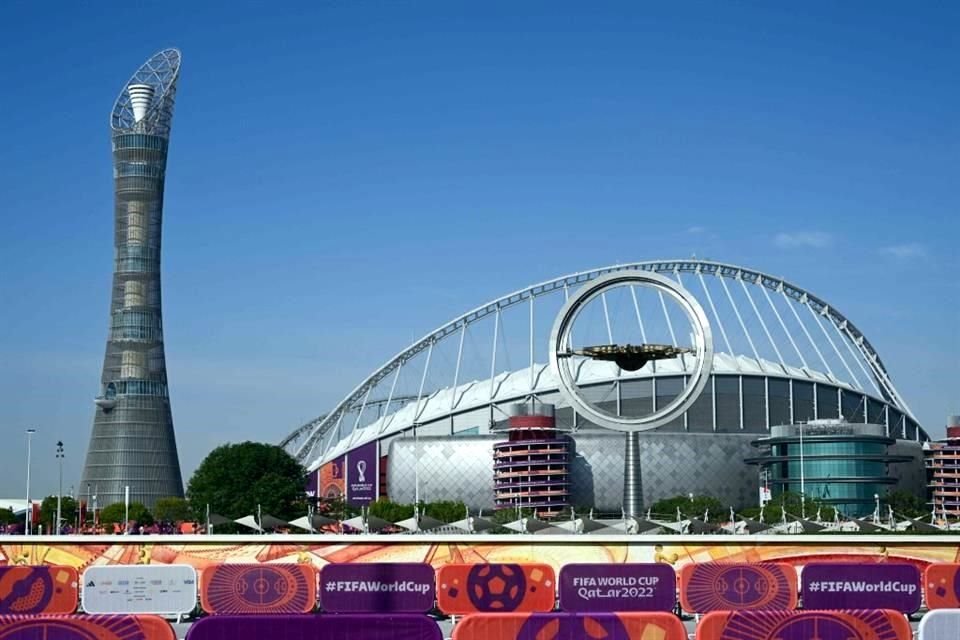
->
[284, 261, 929, 518]
[80, 49, 185, 508]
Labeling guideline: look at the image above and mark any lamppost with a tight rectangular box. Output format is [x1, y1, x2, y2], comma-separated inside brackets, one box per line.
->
[798, 423, 806, 519]
[24, 429, 36, 535]
[56, 441, 64, 535]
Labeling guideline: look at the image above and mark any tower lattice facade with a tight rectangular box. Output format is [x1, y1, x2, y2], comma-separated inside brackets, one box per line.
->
[81, 49, 184, 508]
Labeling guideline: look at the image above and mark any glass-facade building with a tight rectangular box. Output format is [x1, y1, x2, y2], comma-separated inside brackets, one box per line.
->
[746, 422, 911, 517]
[80, 50, 184, 509]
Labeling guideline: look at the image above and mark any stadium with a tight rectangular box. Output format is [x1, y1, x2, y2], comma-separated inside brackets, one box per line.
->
[282, 260, 929, 518]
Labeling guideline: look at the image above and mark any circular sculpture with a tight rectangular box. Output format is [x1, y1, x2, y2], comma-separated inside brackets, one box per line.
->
[549, 271, 714, 432]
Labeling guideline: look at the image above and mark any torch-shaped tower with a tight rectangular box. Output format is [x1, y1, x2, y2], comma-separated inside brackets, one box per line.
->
[81, 49, 184, 508]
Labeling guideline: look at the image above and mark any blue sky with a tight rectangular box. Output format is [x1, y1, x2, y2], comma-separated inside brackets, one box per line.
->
[0, 2, 956, 499]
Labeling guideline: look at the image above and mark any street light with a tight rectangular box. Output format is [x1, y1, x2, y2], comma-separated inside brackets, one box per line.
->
[56, 441, 64, 535]
[24, 429, 36, 535]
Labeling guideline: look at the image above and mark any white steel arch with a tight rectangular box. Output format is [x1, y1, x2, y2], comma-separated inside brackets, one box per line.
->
[288, 260, 916, 465]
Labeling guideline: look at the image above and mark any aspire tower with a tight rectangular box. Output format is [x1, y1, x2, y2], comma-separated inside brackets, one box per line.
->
[80, 49, 184, 507]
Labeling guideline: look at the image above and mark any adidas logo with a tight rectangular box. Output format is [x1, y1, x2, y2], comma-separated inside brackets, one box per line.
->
[86, 580, 95, 587]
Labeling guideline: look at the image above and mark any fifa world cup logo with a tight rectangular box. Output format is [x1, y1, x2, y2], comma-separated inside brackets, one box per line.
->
[357, 460, 367, 483]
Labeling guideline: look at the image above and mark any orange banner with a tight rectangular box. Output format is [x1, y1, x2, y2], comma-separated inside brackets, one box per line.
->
[0, 566, 78, 614]
[200, 563, 317, 614]
[696, 610, 912, 640]
[924, 563, 960, 609]
[452, 612, 686, 640]
[679, 562, 797, 613]
[436, 563, 555, 614]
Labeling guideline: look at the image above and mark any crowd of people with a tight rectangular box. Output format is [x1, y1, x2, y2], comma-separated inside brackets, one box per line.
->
[0, 521, 206, 535]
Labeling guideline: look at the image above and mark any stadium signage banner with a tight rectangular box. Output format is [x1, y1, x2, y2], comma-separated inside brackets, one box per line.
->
[801, 562, 921, 613]
[697, 610, 912, 640]
[187, 614, 442, 640]
[679, 563, 798, 613]
[451, 612, 686, 640]
[319, 563, 435, 612]
[0, 566, 79, 614]
[346, 440, 377, 506]
[81, 565, 197, 615]
[436, 563, 556, 614]
[923, 563, 960, 609]
[559, 563, 675, 612]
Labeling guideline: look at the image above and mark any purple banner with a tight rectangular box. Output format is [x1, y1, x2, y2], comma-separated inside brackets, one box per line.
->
[305, 468, 319, 501]
[185, 614, 441, 640]
[559, 563, 676, 612]
[320, 563, 435, 613]
[346, 440, 378, 506]
[802, 563, 921, 613]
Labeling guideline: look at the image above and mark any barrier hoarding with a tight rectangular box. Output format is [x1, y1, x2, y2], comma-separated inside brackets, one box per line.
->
[319, 563, 434, 613]
[185, 613, 442, 640]
[0, 614, 175, 640]
[918, 609, 960, 640]
[436, 563, 556, 615]
[801, 563, 921, 613]
[82, 565, 197, 615]
[679, 563, 797, 613]
[696, 610, 912, 640]
[200, 563, 316, 614]
[452, 612, 686, 640]
[558, 563, 676, 612]
[0, 566, 78, 614]
[923, 563, 960, 609]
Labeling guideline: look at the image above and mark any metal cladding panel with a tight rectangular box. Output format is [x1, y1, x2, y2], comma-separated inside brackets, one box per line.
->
[389, 432, 760, 511]
[452, 612, 687, 640]
[558, 563, 676, 612]
[319, 563, 434, 613]
[388, 437, 494, 508]
[922, 564, 960, 609]
[0, 566, 78, 615]
[679, 563, 798, 614]
[436, 564, 555, 615]
[82, 565, 197, 615]
[199, 564, 316, 615]
[0, 614, 175, 640]
[695, 610, 912, 640]
[185, 614, 442, 640]
[802, 563, 921, 613]
[918, 610, 960, 640]
[81, 53, 184, 509]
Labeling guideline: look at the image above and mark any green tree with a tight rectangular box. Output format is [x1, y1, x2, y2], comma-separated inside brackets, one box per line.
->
[368, 499, 415, 523]
[186, 441, 307, 522]
[153, 497, 192, 522]
[741, 492, 836, 524]
[39, 495, 78, 532]
[885, 490, 928, 519]
[100, 502, 153, 526]
[423, 500, 468, 524]
[649, 494, 725, 520]
[0, 507, 17, 525]
[317, 497, 360, 520]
